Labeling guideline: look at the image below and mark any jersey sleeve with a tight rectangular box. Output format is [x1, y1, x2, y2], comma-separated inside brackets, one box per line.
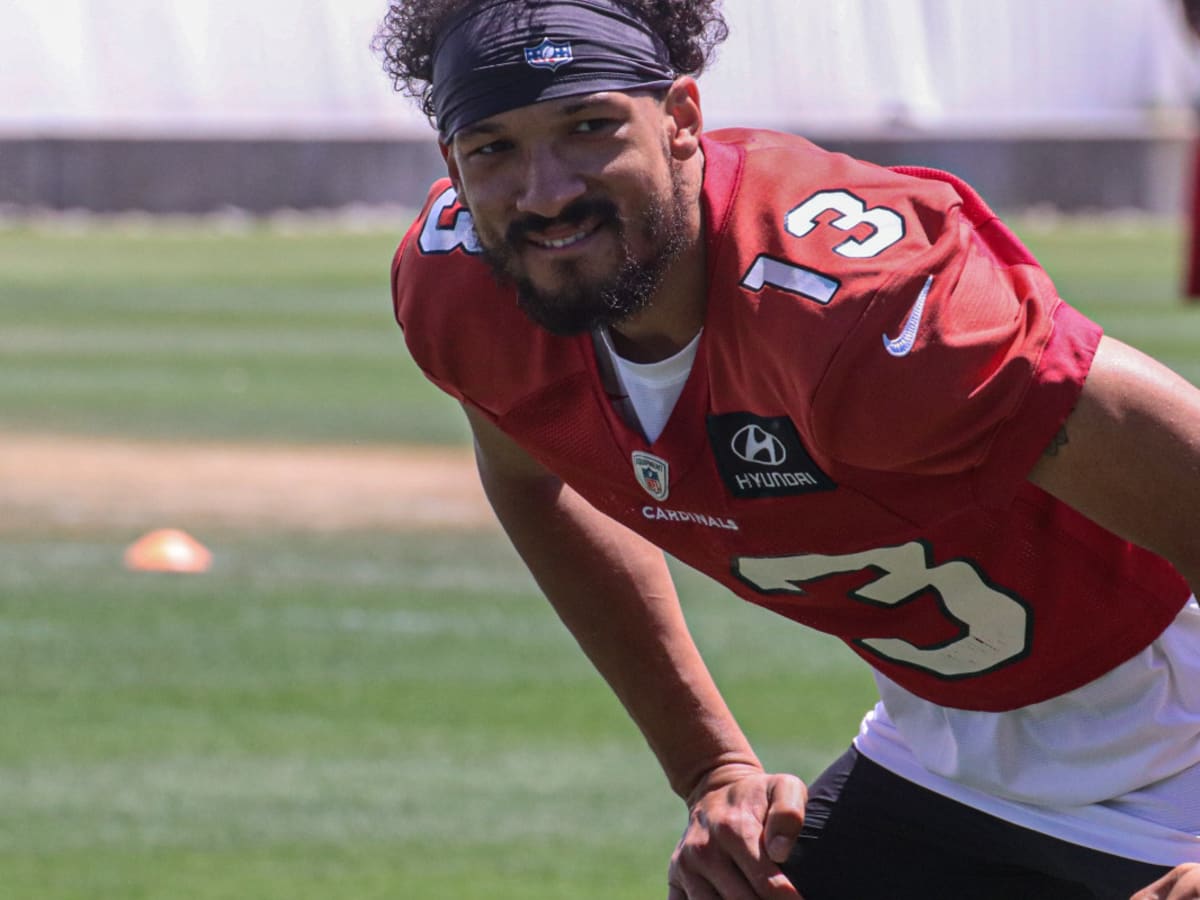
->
[807, 171, 1102, 508]
[392, 180, 476, 407]
[392, 179, 588, 422]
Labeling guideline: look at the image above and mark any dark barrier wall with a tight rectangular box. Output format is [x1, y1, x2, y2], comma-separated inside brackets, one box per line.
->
[0, 139, 447, 214]
[0, 135, 1190, 215]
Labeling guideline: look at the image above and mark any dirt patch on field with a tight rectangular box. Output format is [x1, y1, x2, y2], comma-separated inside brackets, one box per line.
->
[0, 433, 497, 534]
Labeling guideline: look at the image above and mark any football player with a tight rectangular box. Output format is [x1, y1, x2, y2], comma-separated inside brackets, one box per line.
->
[379, 1, 1200, 897]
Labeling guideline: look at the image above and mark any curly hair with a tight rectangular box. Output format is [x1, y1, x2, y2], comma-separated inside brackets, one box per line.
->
[372, 0, 729, 123]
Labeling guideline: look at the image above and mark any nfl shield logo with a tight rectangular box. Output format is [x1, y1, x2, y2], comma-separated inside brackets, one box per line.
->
[632, 451, 670, 501]
[525, 37, 574, 71]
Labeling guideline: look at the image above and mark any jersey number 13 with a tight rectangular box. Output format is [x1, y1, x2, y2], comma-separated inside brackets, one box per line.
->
[740, 189, 906, 303]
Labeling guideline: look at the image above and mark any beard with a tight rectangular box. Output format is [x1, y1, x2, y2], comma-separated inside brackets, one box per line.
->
[472, 168, 691, 336]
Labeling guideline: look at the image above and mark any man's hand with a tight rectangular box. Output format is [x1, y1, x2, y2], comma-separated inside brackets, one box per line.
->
[667, 766, 808, 899]
[1132, 864, 1200, 900]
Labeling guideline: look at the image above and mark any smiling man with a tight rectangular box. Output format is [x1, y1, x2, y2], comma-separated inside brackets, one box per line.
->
[454, 87, 697, 340]
[379, 2, 1200, 898]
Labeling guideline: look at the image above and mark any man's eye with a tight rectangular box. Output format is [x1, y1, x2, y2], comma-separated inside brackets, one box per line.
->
[573, 118, 615, 134]
[471, 140, 511, 157]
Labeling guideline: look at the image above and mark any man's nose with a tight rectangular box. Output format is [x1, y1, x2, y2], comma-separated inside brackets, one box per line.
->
[515, 144, 586, 220]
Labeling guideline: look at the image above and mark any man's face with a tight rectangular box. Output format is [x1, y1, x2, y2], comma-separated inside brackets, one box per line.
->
[446, 90, 693, 335]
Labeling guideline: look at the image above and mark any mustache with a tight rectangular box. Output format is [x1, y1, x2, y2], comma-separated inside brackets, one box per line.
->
[505, 197, 621, 244]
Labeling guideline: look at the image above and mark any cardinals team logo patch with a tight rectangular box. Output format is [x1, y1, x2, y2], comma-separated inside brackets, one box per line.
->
[707, 413, 836, 499]
[632, 451, 670, 501]
[525, 38, 574, 71]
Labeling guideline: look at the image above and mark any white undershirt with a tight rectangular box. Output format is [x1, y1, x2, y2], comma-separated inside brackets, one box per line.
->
[855, 597, 1200, 864]
[592, 326, 702, 443]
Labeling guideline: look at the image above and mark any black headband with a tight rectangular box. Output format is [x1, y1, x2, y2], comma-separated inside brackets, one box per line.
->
[431, 0, 677, 139]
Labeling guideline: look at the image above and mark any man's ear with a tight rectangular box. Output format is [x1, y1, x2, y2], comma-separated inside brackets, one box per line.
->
[664, 76, 703, 161]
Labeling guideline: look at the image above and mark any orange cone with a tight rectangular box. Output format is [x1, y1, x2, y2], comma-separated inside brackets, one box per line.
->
[123, 528, 213, 574]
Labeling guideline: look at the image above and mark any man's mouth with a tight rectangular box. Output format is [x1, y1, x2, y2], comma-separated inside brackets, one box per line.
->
[508, 199, 619, 255]
[528, 226, 596, 250]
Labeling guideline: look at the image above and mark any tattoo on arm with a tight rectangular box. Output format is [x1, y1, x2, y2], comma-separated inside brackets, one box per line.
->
[1043, 425, 1069, 458]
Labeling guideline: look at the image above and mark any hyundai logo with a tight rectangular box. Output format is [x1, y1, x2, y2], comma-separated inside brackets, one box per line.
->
[731, 425, 787, 466]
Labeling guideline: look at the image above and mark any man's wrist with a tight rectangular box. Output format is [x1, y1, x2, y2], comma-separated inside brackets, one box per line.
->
[683, 760, 765, 808]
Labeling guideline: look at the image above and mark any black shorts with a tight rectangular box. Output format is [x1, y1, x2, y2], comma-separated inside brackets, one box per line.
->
[781, 747, 1171, 900]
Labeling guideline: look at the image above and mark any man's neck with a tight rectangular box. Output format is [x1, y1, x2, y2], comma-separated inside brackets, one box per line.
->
[607, 241, 707, 363]
[607, 155, 707, 364]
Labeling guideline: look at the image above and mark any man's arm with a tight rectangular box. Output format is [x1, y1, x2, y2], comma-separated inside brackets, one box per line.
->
[1027, 335, 1200, 588]
[1028, 335, 1200, 900]
[463, 404, 805, 900]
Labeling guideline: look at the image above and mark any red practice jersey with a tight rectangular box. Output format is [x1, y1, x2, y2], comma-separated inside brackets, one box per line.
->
[394, 128, 1190, 712]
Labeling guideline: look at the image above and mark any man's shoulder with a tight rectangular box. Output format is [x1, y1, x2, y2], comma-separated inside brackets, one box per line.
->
[392, 179, 582, 412]
[706, 126, 963, 207]
[393, 178, 495, 308]
[700, 127, 974, 320]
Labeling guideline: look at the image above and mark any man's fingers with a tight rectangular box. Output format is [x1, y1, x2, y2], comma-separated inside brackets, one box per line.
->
[672, 771, 809, 898]
[673, 847, 798, 900]
[669, 886, 723, 900]
[763, 775, 808, 864]
[765, 834, 795, 866]
[667, 870, 733, 900]
[1129, 863, 1200, 900]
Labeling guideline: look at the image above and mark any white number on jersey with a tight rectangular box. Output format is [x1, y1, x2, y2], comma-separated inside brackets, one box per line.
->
[734, 541, 1031, 678]
[740, 189, 906, 298]
[418, 186, 482, 255]
[786, 189, 905, 259]
[740, 255, 840, 304]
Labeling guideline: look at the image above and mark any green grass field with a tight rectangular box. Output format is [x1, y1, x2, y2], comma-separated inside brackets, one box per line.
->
[0, 224, 468, 445]
[2, 216, 1199, 898]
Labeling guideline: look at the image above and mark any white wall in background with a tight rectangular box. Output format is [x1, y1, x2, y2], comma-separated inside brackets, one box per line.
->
[3, 0, 1199, 138]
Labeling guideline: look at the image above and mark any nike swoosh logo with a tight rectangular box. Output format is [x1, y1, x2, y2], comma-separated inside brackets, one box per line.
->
[882, 275, 934, 357]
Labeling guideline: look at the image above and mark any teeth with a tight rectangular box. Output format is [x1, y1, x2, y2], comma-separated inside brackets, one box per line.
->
[535, 230, 589, 249]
